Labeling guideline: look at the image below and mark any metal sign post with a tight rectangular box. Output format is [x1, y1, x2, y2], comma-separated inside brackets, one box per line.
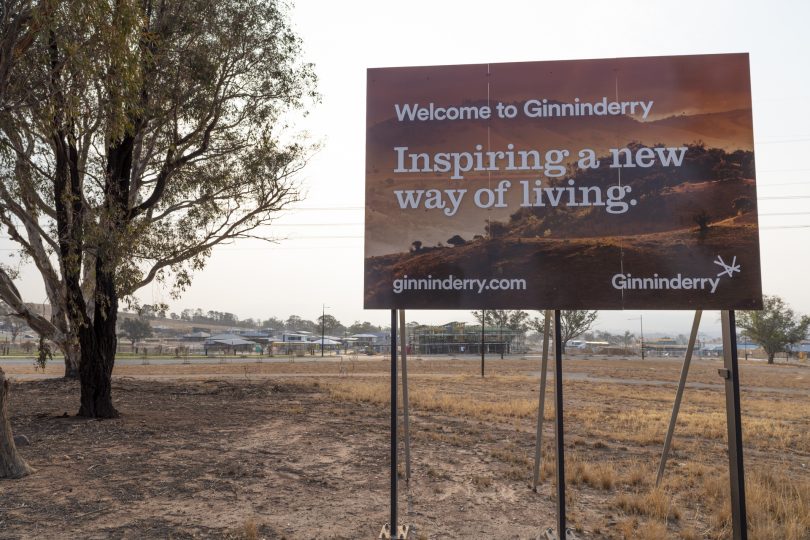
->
[721, 310, 748, 540]
[399, 310, 412, 482]
[553, 309, 567, 538]
[481, 309, 487, 378]
[656, 310, 702, 486]
[381, 310, 410, 540]
[382, 309, 400, 539]
[532, 309, 552, 491]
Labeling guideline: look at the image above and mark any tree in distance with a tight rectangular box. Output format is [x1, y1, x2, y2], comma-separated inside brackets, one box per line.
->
[348, 321, 382, 335]
[530, 310, 599, 354]
[0, 302, 26, 344]
[737, 295, 810, 364]
[447, 235, 466, 247]
[0, 0, 317, 417]
[472, 310, 530, 358]
[286, 315, 318, 333]
[693, 209, 711, 238]
[120, 318, 153, 349]
[317, 314, 345, 336]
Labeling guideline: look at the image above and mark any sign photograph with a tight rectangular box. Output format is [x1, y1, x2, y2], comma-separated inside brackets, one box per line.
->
[364, 53, 762, 310]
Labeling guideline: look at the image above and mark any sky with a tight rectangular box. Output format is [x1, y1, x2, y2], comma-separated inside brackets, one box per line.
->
[4, 0, 810, 338]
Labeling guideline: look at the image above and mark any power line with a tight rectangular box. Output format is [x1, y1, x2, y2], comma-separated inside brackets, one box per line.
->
[757, 168, 810, 173]
[757, 137, 810, 144]
[756, 181, 810, 187]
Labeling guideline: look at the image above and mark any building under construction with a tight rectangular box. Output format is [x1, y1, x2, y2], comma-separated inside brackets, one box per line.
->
[407, 321, 526, 356]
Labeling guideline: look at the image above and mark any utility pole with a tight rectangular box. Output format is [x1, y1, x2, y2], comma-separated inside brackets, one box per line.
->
[321, 304, 328, 357]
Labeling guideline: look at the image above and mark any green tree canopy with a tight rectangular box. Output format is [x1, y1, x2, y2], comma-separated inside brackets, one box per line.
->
[530, 310, 599, 354]
[348, 321, 381, 335]
[0, 0, 317, 417]
[120, 317, 152, 346]
[737, 295, 809, 364]
[317, 314, 345, 336]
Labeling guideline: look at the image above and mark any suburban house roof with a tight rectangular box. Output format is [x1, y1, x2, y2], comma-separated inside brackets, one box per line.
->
[207, 337, 257, 347]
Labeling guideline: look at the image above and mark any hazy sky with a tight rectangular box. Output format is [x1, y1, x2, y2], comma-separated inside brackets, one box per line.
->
[4, 0, 810, 338]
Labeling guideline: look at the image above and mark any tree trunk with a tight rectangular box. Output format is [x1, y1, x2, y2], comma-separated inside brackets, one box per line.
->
[77, 264, 119, 419]
[0, 368, 35, 479]
[767, 353, 775, 364]
[63, 341, 79, 379]
[76, 114, 136, 419]
[78, 327, 118, 418]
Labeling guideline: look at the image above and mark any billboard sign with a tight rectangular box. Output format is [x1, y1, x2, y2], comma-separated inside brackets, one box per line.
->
[364, 53, 762, 310]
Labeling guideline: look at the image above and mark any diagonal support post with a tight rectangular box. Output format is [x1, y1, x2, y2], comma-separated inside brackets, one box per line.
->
[656, 310, 702, 486]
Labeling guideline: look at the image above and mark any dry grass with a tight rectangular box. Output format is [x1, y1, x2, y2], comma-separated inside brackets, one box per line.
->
[616, 517, 638, 539]
[565, 455, 617, 490]
[615, 487, 681, 521]
[726, 470, 809, 540]
[490, 446, 532, 469]
[471, 474, 493, 489]
[621, 460, 649, 488]
[325, 377, 540, 420]
[317, 359, 810, 539]
[635, 520, 669, 540]
[237, 518, 258, 540]
[678, 525, 701, 540]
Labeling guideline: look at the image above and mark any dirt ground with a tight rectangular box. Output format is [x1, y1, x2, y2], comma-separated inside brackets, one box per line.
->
[1, 355, 808, 539]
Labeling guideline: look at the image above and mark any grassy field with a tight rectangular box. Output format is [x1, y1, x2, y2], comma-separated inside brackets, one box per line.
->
[1, 354, 808, 538]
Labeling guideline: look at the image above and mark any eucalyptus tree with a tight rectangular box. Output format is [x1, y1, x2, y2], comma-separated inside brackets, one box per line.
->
[530, 310, 598, 353]
[0, 0, 317, 417]
[738, 295, 809, 364]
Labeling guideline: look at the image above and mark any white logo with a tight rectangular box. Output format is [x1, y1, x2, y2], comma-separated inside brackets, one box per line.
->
[612, 254, 739, 294]
[714, 255, 741, 278]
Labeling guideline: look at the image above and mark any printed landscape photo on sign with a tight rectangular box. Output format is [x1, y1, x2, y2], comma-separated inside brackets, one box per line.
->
[364, 53, 762, 310]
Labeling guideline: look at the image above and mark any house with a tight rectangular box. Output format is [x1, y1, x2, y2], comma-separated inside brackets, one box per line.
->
[280, 332, 311, 343]
[236, 329, 272, 344]
[203, 333, 260, 355]
[409, 322, 526, 355]
[644, 337, 689, 357]
[181, 331, 211, 342]
[350, 333, 381, 352]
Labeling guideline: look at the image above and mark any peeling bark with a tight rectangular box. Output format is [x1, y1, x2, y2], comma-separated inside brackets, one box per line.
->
[64, 341, 80, 379]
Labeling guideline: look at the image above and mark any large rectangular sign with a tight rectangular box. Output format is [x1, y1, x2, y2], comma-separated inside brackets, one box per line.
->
[364, 53, 762, 310]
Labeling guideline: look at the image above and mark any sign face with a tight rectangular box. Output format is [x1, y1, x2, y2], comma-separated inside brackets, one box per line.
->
[364, 53, 762, 310]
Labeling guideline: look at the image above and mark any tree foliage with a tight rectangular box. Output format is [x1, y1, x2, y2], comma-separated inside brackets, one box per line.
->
[737, 295, 809, 364]
[447, 234, 466, 247]
[0, 0, 317, 416]
[530, 310, 598, 353]
[317, 314, 344, 336]
[471, 309, 530, 331]
[285, 315, 317, 333]
[120, 317, 152, 346]
[0, 301, 26, 343]
[348, 321, 381, 335]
